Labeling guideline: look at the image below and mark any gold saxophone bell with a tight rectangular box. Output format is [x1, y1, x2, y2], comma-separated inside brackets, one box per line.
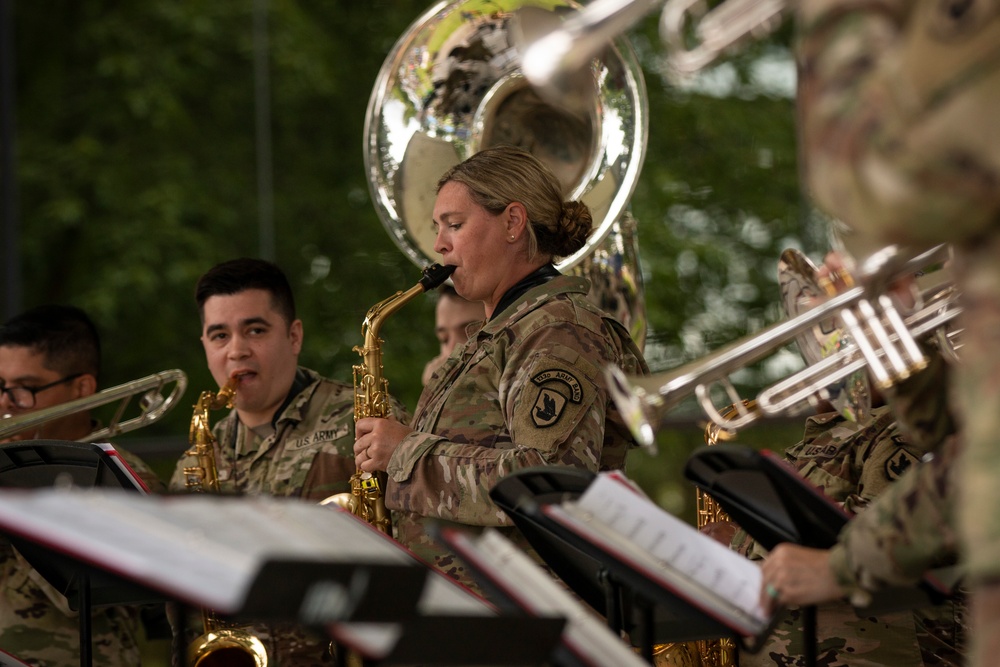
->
[184, 376, 269, 667]
[187, 630, 268, 667]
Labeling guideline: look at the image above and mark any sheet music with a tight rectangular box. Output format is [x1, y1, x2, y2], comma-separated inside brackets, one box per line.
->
[0, 488, 414, 612]
[549, 471, 768, 635]
[449, 528, 649, 667]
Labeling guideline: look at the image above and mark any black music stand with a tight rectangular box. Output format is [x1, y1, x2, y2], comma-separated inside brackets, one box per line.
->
[0, 440, 156, 667]
[0, 484, 564, 667]
[435, 525, 652, 667]
[490, 466, 758, 664]
[684, 444, 953, 667]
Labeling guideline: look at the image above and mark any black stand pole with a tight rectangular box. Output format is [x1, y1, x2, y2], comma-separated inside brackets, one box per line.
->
[77, 573, 92, 667]
[803, 604, 817, 667]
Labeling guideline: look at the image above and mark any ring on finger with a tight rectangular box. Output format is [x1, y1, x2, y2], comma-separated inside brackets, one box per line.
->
[766, 583, 779, 600]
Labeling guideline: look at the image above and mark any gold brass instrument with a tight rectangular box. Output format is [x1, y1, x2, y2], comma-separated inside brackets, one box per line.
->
[607, 244, 960, 447]
[652, 401, 756, 667]
[325, 263, 457, 534]
[364, 0, 649, 347]
[183, 376, 269, 667]
[520, 0, 788, 93]
[0, 369, 187, 442]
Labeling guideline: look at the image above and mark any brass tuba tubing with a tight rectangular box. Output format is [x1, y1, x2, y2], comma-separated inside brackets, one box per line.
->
[0, 369, 188, 441]
[521, 0, 661, 93]
[521, 0, 789, 92]
[607, 244, 957, 445]
[660, 0, 787, 77]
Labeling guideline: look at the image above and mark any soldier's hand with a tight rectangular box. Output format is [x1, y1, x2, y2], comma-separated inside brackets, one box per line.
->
[354, 417, 413, 472]
[760, 543, 843, 611]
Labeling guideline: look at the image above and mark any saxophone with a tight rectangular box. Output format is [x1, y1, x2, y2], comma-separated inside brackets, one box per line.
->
[183, 376, 269, 667]
[326, 263, 457, 534]
[653, 400, 759, 667]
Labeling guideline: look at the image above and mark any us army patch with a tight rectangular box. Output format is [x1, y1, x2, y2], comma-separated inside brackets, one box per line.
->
[531, 369, 583, 428]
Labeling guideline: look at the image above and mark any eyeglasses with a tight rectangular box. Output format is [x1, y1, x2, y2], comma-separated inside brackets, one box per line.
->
[0, 373, 83, 410]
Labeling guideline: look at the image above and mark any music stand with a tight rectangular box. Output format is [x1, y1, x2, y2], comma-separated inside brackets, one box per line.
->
[0, 439, 156, 667]
[490, 466, 752, 663]
[684, 444, 953, 666]
[0, 485, 563, 667]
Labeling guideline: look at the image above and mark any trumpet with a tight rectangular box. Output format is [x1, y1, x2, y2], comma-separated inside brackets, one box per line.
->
[0, 369, 188, 442]
[607, 244, 959, 448]
[521, 0, 788, 96]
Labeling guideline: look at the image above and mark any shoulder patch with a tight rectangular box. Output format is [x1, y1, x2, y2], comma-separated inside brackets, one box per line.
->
[885, 448, 919, 481]
[530, 369, 583, 428]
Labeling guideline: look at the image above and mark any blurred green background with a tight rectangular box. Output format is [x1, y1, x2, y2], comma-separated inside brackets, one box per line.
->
[2, 0, 829, 662]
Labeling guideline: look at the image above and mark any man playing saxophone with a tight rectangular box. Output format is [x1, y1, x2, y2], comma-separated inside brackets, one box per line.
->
[168, 258, 405, 665]
[0, 305, 165, 666]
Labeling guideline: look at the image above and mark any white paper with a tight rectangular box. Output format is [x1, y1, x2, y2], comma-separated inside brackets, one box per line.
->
[551, 471, 769, 634]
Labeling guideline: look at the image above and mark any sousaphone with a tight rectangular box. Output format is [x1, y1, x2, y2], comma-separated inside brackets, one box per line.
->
[364, 0, 649, 346]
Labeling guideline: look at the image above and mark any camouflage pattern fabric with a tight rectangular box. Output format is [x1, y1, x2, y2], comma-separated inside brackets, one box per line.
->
[385, 275, 648, 589]
[168, 367, 375, 666]
[795, 2, 1000, 663]
[829, 433, 962, 595]
[795, 0, 1000, 248]
[796, 0, 1000, 572]
[0, 444, 162, 667]
[733, 407, 965, 666]
[169, 367, 364, 502]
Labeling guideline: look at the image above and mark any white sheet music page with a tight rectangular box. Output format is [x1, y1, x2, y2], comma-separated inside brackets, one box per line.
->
[0, 487, 414, 613]
[550, 471, 768, 634]
[452, 528, 649, 667]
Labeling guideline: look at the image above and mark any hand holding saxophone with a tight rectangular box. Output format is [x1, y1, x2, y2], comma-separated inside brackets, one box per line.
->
[353, 416, 412, 472]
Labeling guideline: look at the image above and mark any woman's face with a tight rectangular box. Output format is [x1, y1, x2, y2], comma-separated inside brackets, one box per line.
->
[432, 181, 514, 308]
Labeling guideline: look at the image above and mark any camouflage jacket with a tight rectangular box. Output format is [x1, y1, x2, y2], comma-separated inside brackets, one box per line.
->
[169, 367, 359, 501]
[0, 445, 163, 667]
[829, 432, 963, 596]
[168, 367, 361, 666]
[735, 408, 964, 665]
[796, 0, 1000, 247]
[384, 275, 648, 586]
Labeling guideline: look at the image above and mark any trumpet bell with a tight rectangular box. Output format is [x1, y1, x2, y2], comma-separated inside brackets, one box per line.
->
[777, 248, 871, 422]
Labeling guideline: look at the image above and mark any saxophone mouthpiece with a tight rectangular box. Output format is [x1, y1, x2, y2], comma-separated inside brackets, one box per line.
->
[420, 263, 457, 291]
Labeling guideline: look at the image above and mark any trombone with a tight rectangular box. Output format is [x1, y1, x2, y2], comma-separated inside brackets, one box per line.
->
[0, 369, 188, 442]
[607, 244, 960, 448]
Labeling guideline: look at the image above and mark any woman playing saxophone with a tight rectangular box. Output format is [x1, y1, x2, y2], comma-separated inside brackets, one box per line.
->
[353, 145, 649, 591]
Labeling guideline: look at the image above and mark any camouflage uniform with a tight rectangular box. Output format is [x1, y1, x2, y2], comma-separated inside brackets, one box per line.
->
[796, 0, 1000, 562]
[385, 274, 648, 588]
[795, 1, 999, 662]
[734, 406, 964, 666]
[0, 446, 163, 667]
[168, 367, 364, 667]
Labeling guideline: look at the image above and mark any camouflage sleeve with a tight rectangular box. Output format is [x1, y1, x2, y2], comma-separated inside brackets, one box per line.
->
[387, 325, 614, 526]
[796, 0, 1000, 246]
[882, 346, 956, 454]
[828, 433, 961, 603]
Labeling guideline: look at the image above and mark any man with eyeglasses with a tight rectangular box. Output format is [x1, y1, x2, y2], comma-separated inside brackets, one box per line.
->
[0, 304, 164, 666]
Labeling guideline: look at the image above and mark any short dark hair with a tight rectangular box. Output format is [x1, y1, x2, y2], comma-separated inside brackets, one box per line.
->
[0, 305, 101, 378]
[195, 258, 296, 325]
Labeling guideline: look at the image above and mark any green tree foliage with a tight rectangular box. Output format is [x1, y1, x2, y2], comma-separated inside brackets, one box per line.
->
[10, 2, 822, 510]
